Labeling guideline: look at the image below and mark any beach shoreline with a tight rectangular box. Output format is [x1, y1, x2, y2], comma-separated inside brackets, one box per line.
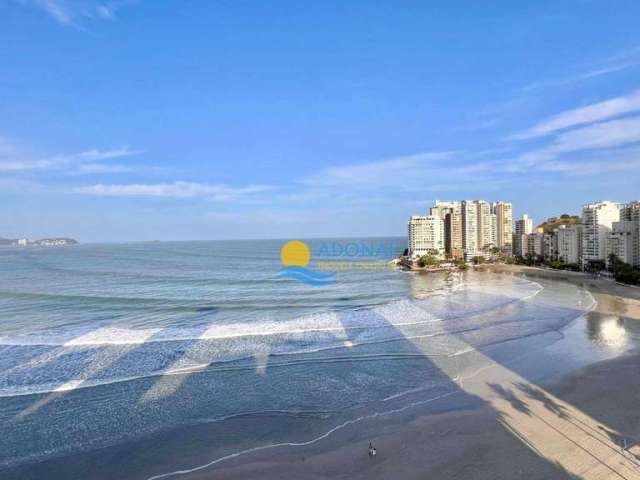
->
[3, 267, 640, 480]
[482, 263, 640, 317]
[164, 266, 640, 480]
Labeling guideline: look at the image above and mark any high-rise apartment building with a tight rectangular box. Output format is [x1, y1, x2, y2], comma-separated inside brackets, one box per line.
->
[493, 202, 513, 254]
[608, 221, 639, 267]
[474, 200, 494, 251]
[525, 232, 544, 258]
[515, 214, 533, 236]
[513, 214, 533, 257]
[581, 201, 620, 267]
[555, 225, 582, 265]
[543, 232, 557, 262]
[461, 200, 479, 256]
[489, 213, 497, 247]
[607, 201, 640, 267]
[407, 215, 445, 258]
[422, 200, 514, 261]
[430, 201, 463, 259]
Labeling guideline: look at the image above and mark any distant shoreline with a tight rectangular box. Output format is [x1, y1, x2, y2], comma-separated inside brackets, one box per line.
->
[479, 263, 640, 301]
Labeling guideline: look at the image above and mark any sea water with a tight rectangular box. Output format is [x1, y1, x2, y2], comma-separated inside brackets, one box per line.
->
[0, 239, 638, 474]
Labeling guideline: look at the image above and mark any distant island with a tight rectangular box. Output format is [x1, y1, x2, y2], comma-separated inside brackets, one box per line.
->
[0, 237, 79, 247]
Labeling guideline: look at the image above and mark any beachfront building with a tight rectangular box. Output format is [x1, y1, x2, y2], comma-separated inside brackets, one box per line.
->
[607, 202, 640, 267]
[489, 213, 497, 248]
[607, 220, 639, 267]
[555, 225, 582, 265]
[618, 201, 640, 267]
[421, 199, 514, 261]
[581, 201, 620, 268]
[461, 200, 480, 259]
[621, 201, 640, 224]
[430, 201, 463, 259]
[475, 200, 495, 251]
[493, 202, 513, 255]
[407, 215, 445, 258]
[525, 232, 544, 259]
[543, 232, 557, 262]
[513, 214, 533, 257]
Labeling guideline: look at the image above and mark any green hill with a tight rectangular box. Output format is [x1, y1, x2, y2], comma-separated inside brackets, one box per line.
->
[537, 214, 581, 233]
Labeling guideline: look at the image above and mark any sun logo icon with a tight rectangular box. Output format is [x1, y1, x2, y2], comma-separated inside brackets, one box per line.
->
[278, 240, 336, 286]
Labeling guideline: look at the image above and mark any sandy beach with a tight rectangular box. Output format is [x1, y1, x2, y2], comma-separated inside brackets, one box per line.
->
[173, 267, 640, 480]
[4, 266, 640, 480]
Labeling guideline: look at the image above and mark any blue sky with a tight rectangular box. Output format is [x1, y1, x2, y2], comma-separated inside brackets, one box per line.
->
[1, 1, 640, 241]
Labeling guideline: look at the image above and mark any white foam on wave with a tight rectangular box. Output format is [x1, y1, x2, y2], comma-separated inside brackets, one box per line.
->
[0, 278, 543, 348]
[0, 277, 552, 398]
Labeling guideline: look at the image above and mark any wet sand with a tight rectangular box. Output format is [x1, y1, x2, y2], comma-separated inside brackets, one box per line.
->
[173, 266, 640, 480]
[485, 264, 640, 320]
[4, 267, 640, 480]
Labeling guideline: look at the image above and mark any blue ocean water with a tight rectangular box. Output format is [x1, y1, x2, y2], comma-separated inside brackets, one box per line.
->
[0, 239, 635, 476]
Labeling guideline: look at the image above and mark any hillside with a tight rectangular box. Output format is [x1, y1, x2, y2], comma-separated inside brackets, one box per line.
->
[537, 214, 581, 233]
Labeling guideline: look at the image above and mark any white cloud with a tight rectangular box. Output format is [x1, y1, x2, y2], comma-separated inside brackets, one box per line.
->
[507, 117, 640, 175]
[17, 0, 126, 26]
[304, 152, 454, 189]
[75, 181, 273, 201]
[519, 64, 640, 94]
[511, 89, 640, 140]
[0, 140, 143, 173]
[294, 150, 522, 200]
[519, 45, 640, 93]
[67, 163, 136, 175]
[551, 116, 640, 152]
[540, 157, 640, 176]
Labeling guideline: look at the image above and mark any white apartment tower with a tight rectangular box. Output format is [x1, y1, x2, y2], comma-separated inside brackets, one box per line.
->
[608, 221, 639, 267]
[526, 232, 544, 258]
[555, 225, 582, 265]
[489, 214, 497, 247]
[407, 215, 445, 258]
[430, 201, 463, 259]
[474, 200, 495, 251]
[493, 202, 513, 254]
[582, 201, 620, 267]
[461, 201, 479, 255]
[607, 201, 640, 267]
[514, 214, 533, 257]
[543, 232, 557, 262]
[515, 214, 533, 236]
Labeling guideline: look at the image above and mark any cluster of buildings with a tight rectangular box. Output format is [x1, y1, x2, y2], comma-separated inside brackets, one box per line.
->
[408, 200, 513, 261]
[516, 201, 640, 269]
[7, 238, 78, 247]
[408, 200, 640, 270]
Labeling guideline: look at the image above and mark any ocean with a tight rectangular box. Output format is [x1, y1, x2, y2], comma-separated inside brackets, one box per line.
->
[0, 238, 637, 478]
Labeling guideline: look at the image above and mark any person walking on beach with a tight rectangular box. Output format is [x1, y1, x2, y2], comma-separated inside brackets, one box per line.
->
[368, 442, 377, 457]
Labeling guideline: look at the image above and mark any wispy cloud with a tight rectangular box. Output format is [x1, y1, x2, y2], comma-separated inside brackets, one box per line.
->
[519, 46, 640, 93]
[298, 150, 520, 199]
[550, 116, 640, 152]
[14, 0, 130, 26]
[75, 182, 273, 201]
[303, 152, 454, 189]
[520, 63, 639, 93]
[510, 89, 640, 140]
[539, 156, 640, 176]
[0, 138, 143, 173]
[509, 116, 640, 173]
[67, 163, 137, 175]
